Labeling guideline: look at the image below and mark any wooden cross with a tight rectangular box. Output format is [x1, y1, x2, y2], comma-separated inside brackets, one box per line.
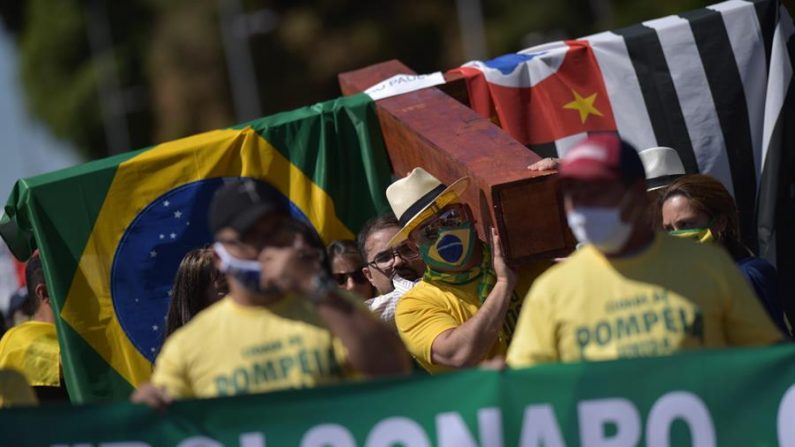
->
[338, 60, 575, 264]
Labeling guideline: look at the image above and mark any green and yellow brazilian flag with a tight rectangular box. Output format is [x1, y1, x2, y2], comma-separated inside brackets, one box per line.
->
[0, 94, 392, 402]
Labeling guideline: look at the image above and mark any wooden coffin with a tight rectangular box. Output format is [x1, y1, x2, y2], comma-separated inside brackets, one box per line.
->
[338, 60, 575, 263]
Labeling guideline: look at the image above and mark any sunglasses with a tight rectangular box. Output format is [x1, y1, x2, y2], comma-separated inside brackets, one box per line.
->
[368, 243, 420, 271]
[333, 270, 368, 286]
[411, 204, 468, 245]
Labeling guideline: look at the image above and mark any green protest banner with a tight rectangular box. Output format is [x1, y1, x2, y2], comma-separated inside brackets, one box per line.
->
[2, 345, 794, 446]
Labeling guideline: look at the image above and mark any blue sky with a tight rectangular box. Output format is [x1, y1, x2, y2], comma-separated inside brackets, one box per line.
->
[0, 22, 82, 204]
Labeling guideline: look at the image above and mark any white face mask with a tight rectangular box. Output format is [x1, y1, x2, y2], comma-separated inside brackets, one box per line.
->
[566, 204, 633, 254]
[391, 275, 417, 293]
[213, 242, 263, 293]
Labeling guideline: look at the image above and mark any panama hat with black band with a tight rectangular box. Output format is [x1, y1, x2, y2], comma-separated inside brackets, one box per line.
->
[638, 146, 685, 192]
[385, 168, 470, 247]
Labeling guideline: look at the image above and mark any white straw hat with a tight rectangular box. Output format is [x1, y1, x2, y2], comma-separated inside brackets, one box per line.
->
[639, 146, 686, 191]
[385, 168, 470, 247]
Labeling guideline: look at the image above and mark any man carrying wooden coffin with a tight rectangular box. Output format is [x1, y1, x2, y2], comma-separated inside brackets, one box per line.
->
[385, 168, 549, 373]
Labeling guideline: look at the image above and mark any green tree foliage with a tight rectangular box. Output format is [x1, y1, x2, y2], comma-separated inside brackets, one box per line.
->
[246, 1, 462, 114]
[18, 0, 102, 158]
[146, 0, 233, 144]
[9, 0, 152, 159]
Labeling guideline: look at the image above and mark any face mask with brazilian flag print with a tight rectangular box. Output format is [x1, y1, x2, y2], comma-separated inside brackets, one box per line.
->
[419, 222, 477, 270]
[669, 227, 715, 244]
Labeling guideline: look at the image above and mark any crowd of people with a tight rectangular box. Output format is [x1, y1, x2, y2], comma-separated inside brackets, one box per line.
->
[0, 134, 789, 408]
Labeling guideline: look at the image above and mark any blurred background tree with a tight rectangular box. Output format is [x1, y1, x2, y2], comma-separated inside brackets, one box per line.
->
[0, 0, 790, 160]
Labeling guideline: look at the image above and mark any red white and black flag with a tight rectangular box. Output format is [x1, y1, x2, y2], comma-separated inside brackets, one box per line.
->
[451, 0, 795, 296]
[452, 40, 618, 154]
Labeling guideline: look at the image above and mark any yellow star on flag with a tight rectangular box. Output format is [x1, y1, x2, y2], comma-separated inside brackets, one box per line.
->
[563, 89, 604, 124]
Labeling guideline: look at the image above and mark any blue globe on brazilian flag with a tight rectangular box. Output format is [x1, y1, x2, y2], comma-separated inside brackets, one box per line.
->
[0, 94, 392, 402]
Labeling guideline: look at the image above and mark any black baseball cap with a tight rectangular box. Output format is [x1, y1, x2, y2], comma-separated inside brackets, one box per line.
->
[208, 178, 290, 235]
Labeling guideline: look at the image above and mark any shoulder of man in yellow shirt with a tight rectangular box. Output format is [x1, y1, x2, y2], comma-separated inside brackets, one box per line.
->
[394, 281, 460, 372]
[507, 233, 784, 368]
[394, 259, 552, 373]
[0, 321, 58, 344]
[159, 290, 355, 343]
[159, 290, 368, 357]
[659, 234, 785, 343]
[0, 321, 60, 387]
[153, 292, 362, 398]
[521, 232, 758, 295]
[152, 297, 229, 398]
[164, 295, 230, 344]
[394, 259, 552, 323]
[0, 369, 38, 407]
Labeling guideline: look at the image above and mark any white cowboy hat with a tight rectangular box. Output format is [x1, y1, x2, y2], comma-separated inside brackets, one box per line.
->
[639, 146, 686, 191]
[385, 167, 470, 247]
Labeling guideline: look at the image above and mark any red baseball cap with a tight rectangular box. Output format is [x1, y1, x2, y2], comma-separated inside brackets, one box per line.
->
[559, 134, 645, 184]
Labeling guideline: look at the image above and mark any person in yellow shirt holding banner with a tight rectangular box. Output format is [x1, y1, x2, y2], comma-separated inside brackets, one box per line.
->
[132, 179, 410, 406]
[0, 252, 67, 402]
[386, 168, 548, 374]
[507, 135, 784, 368]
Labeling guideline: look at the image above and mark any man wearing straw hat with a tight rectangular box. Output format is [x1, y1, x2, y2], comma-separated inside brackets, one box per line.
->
[385, 168, 548, 373]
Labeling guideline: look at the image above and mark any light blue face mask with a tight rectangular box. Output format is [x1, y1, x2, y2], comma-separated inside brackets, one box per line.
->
[213, 242, 263, 293]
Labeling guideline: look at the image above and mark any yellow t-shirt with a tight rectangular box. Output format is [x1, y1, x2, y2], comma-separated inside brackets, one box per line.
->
[507, 233, 783, 368]
[0, 369, 38, 407]
[152, 295, 350, 399]
[0, 321, 60, 387]
[395, 262, 550, 374]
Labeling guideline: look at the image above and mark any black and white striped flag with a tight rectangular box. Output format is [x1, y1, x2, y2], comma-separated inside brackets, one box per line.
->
[455, 0, 795, 302]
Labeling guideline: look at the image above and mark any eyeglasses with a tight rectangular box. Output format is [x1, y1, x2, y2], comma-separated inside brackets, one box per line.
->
[411, 204, 468, 245]
[333, 270, 368, 286]
[368, 243, 420, 272]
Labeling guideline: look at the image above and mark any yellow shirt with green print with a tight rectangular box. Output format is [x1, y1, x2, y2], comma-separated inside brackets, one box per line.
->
[152, 295, 351, 399]
[507, 233, 783, 368]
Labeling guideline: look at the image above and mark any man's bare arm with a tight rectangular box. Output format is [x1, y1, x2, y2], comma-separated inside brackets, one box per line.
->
[430, 228, 517, 368]
[316, 292, 412, 376]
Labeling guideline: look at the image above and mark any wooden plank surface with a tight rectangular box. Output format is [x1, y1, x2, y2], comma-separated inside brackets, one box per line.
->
[338, 60, 575, 262]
